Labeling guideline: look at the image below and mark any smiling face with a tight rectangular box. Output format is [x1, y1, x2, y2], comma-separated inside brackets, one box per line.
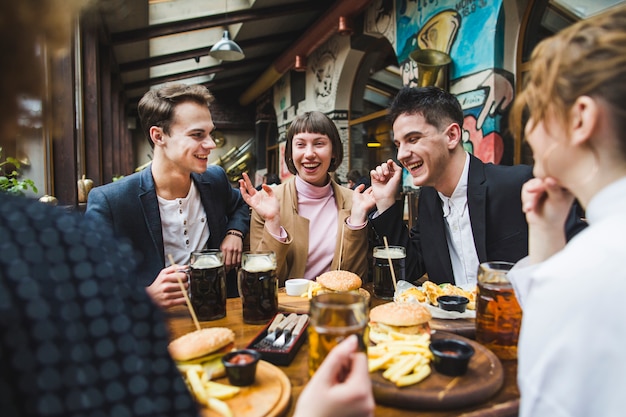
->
[291, 131, 334, 186]
[155, 100, 216, 174]
[393, 112, 458, 190]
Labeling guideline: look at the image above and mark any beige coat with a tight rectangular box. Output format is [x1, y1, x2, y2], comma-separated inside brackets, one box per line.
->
[250, 177, 369, 286]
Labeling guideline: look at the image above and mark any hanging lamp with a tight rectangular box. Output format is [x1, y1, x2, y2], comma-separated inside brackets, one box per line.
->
[210, 29, 245, 61]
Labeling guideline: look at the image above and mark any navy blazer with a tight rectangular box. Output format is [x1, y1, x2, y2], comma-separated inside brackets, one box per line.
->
[371, 154, 584, 284]
[85, 165, 250, 286]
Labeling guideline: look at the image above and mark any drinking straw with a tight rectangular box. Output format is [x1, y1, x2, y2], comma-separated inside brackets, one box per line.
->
[168, 254, 201, 331]
[383, 236, 398, 291]
[338, 222, 345, 270]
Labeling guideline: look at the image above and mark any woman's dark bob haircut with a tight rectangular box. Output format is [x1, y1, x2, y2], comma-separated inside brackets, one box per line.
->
[284, 111, 343, 175]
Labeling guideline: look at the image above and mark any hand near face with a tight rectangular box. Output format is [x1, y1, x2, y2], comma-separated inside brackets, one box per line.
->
[239, 172, 282, 235]
[146, 265, 189, 308]
[370, 159, 403, 213]
[522, 177, 575, 263]
[293, 335, 375, 417]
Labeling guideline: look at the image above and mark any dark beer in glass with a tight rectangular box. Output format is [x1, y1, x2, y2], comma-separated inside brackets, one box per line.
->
[372, 246, 406, 300]
[238, 251, 278, 324]
[189, 250, 226, 321]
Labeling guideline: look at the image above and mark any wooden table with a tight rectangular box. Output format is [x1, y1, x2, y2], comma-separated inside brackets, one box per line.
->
[166, 298, 519, 417]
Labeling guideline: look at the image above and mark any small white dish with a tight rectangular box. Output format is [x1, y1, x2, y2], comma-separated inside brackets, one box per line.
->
[285, 278, 311, 296]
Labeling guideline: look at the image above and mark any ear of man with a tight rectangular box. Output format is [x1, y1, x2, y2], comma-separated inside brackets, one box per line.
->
[150, 126, 165, 146]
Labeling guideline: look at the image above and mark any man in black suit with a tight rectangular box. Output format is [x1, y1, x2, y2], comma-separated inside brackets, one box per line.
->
[369, 86, 583, 285]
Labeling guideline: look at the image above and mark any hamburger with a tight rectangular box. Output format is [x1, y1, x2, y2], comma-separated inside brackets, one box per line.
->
[307, 270, 370, 302]
[368, 302, 432, 344]
[168, 327, 235, 378]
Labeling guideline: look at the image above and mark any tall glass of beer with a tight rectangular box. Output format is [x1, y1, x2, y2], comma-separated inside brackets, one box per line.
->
[308, 292, 369, 377]
[189, 250, 227, 321]
[238, 251, 278, 324]
[475, 261, 522, 360]
[372, 245, 406, 299]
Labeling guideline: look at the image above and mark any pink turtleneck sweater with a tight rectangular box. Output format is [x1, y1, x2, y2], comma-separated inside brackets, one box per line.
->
[294, 176, 338, 280]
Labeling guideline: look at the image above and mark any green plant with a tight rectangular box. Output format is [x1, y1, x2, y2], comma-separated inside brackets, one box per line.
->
[0, 147, 38, 196]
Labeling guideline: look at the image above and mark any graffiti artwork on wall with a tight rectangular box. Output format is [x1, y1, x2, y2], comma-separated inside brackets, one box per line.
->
[365, 0, 396, 46]
[450, 68, 514, 164]
[396, 0, 512, 163]
[309, 39, 341, 111]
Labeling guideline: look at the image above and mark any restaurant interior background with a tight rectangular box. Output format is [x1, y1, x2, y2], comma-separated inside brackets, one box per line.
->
[5, 0, 623, 208]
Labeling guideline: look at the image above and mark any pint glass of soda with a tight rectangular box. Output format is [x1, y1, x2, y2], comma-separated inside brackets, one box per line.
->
[238, 251, 278, 324]
[308, 292, 369, 377]
[189, 250, 227, 321]
[372, 246, 406, 300]
[475, 261, 522, 360]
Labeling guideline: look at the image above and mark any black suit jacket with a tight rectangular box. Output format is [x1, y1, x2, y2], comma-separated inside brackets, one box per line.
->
[86, 164, 250, 287]
[371, 154, 584, 284]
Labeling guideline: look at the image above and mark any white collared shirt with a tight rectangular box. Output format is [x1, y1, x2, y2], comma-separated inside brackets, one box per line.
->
[438, 153, 478, 286]
[158, 181, 210, 266]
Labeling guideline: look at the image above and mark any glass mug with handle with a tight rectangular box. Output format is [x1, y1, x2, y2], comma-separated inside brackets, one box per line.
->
[308, 292, 369, 377]
[237, 251, 279, 324]
[475, 261, 522, 360]
[188, 250, 227, 321]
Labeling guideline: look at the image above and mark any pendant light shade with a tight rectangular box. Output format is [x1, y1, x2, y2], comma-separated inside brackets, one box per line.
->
[210, 29, 245, 61]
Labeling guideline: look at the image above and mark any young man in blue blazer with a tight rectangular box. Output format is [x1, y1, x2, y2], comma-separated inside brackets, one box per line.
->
[86, 84, 249, 307]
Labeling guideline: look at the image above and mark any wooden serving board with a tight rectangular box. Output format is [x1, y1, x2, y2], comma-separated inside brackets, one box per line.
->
[203, 360, 291, 417]
[279, 287, 476, 337]
[277, 287, 310, 313]
[371, 332, 503, 410]
[430, 317, 475, 339]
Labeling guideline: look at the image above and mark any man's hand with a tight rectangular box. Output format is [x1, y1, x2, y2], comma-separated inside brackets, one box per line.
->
[221, 232, 243, 270]
[146, 265, 188, 308]
[370, 159, 403, 213]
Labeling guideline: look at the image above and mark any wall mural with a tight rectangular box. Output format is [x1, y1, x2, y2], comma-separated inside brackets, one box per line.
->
[396, 0, 515, 164]
[365, 0, 396, 46]
[309, 38, 341, 112]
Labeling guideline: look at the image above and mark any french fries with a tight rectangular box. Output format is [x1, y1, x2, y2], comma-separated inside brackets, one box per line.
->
[368, 331, 433, 387]
[177, 363, 240, 417]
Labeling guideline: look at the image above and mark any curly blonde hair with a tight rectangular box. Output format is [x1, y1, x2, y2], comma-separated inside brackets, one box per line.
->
[510, 5, 626, 156]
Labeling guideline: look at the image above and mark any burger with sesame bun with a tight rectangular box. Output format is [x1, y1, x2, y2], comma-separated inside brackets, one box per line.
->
[168, 327, 235, 378]
[307, 270, 370, 303]
[368, 302, 432, 344]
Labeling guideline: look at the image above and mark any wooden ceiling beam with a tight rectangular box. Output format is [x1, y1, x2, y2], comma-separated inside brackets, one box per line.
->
[111, 1, 328, 44]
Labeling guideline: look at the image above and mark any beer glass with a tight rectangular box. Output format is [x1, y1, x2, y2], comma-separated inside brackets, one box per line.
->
[475, 261, 522, 360]
[372, 245, 406, 299]
[189, 250, 227, 321]
[237, 251, 278, 324]
[308, 292, 369, 377]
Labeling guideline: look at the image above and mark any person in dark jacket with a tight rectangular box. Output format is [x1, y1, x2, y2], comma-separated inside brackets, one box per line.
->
[367, 86, 585, 285]
[86, 84, 249, 306]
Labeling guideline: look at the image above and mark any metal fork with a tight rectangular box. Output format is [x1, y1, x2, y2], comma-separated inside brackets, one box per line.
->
[256, 313, 297, 348]
[272, 314, 299, 348]
[281, 314, 309, 349]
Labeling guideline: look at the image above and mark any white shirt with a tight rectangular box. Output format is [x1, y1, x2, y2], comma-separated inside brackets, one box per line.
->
[158, 181, 209, 266]
[508, 176, 626, 417]
[438, 153, 479, 286]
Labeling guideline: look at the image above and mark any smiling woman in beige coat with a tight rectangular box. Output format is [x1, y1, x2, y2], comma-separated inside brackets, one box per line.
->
[240, 111, 375, 285]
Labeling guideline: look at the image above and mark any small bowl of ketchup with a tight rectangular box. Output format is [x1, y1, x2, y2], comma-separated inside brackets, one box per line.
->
[429, 339, 474, 376]
[222, 349, 262, 386]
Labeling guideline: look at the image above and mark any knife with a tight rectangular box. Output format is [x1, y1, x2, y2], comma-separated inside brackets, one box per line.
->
[272, 314, 300, 347]
[278, 314, 309, 349]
